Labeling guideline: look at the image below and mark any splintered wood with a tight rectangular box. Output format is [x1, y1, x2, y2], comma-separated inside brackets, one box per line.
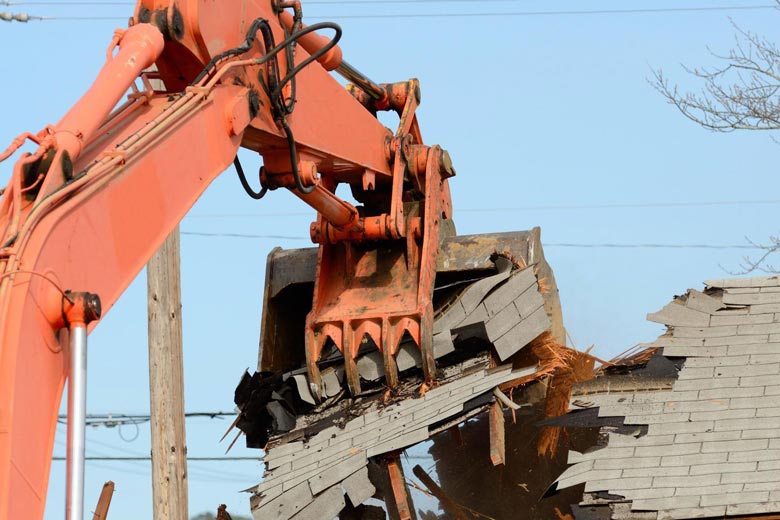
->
[91, 481, 115, 520]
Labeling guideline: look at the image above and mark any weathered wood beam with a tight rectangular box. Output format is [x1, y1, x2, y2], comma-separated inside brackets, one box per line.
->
[412, 465, 469, 520]
[91, 481, 115, 520]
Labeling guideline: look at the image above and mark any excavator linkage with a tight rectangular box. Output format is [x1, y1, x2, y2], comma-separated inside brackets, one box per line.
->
[258, 228, 565, 394]
[0, 0, 547, 517]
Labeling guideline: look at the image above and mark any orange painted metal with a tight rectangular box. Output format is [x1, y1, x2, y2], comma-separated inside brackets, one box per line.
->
[0, 0, 456, 516]
[303, 77, 455, 396]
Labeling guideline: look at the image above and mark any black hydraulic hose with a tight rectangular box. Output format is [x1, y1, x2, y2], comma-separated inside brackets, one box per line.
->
[191, 19, 342, 196]
[233, 156, 267, 199]
[270, 23, 342, 103]
[191, 17, 277, 86]
[280, 121, 316, 194]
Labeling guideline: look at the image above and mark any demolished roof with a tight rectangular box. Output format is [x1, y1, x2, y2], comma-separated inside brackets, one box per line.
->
[251, 359, 540, 519]
[554, 275, 780, 519]
[234, 237, 596, 519]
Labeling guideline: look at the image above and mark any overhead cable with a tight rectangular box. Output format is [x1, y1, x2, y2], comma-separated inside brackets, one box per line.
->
[543, 243, 760, 250]
[9, 0, 608, 5]
[178, 231, 767, 249]
[182, 231, 307, 240]
[52, 456, 259, 461]
[185, 199, 780, 220]
[315, 5, 780, 18]
[56, 411, 237, 427]
[52, 454, 430, 461]
[6, 4, 778, 21]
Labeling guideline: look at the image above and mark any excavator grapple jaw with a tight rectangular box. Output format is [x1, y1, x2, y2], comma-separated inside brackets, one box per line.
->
[258, 228, 564, 398]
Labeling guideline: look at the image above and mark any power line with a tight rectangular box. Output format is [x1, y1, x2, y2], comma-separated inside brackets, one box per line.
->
[459, 199, 780, 212]
[52, 456, 259, 461]
[6, 4, 778, 21]
[53, 432, 260, 481]
[1, 0, 583, 4]
[53, 458, 257, 483]
[80, 438, 262, 481]
[315, 5, 780, 18]
[182, 231, 307, 240]
[52, 454, 429, 461]
[2, 0, 545, 4]
[85, 460, 254, 482]
[178, 231, 766, 249]
[543, 243, 760, 249]
[58, 411, 236, 419]
[185, 199, 780, 220]
[56, 411, 237, 428]
[1, 1, 126, 3]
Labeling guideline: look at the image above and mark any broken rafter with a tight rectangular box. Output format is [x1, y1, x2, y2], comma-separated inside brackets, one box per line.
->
[411, 464, 470, 520]
[386, 454, 415, 520]
[488, 402, 505, 467]
[91, 481, 115, 520]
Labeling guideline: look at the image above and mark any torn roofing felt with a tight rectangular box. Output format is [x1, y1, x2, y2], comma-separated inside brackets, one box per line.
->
[553, 276, 780, 520]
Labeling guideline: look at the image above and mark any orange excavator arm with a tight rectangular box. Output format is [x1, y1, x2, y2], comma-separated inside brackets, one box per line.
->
[0, 1, 455, 519]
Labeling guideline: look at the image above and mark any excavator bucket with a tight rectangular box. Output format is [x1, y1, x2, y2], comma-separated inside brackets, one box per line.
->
[257, 227, 564, 391]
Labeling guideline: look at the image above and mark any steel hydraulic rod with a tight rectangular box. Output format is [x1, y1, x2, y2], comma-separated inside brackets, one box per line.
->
[66, 325, 88, 520]
[335, 61, 386, 101]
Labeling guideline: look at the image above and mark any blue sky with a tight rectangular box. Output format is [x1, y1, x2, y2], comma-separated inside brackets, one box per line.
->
[2, 1, 779, 518]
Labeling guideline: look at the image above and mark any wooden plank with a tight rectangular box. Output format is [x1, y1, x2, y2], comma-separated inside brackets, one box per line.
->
[147, 227, 188, 520]
[411, 465, 469, 520]
[489, 401, 506, 466]
[386, 454, 416, 520]
[91, 481, 115, 520]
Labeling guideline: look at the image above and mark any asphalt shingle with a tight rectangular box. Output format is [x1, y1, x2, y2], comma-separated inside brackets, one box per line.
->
[554, 279, 780, 519]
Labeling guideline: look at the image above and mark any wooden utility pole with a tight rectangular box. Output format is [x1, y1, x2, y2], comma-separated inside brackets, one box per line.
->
[147, 226, 188, 520]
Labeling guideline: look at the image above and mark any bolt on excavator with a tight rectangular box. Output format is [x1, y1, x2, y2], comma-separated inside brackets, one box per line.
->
[0, 1, 565, 518]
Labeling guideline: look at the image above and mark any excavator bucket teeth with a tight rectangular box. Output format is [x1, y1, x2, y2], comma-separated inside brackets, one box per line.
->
[257, 228, 564, 395]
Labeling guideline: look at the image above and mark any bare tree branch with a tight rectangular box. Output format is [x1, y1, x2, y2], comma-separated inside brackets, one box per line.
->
[652, 6, 780, 273]
[651, 8, 780, 133]
[722, 236, 780, 275]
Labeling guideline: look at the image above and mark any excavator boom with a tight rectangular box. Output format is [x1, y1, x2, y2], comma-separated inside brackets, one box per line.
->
[0, 1, 456, 518]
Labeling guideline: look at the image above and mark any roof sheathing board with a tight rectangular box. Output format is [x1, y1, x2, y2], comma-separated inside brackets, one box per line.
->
[250, 363, 541, 519]
[555, 277, 780, 520]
